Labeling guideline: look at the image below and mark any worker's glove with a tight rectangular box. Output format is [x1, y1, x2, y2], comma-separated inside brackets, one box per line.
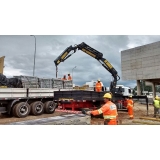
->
[86, 111, 91, 115]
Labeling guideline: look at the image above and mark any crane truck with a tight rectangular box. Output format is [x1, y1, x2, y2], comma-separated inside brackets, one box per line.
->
[0, 43, 149, 119]
[53, 42, 149, 113]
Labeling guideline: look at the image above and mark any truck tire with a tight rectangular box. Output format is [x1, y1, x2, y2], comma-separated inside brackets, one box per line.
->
[44, 101, 56, 114]
[31, 101, 44, 116]
[11, 103, 18, 117]
[14, 102, 30, 118]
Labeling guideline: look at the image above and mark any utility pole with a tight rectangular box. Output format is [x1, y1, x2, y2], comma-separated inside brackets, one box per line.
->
[30, 35, 36, 77]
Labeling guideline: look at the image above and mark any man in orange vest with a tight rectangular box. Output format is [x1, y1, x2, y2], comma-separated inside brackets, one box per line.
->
[62, 75, 67, 80]
[67, 73, 72, 80]
[86, 93, 118, 125]
[95, 79, 102, 92]
[126, 95, 134, 119]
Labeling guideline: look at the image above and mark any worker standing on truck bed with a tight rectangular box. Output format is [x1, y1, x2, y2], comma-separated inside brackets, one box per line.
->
[95, 79, 102, 92]
[126, 95, 134, 119]
[62, 75, 67, 80]
[86, 93, 118, 125]
[67, 73, 72, 80]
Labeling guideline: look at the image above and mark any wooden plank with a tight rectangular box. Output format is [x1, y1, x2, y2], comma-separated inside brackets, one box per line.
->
[132, 120, 160, 125]
[139, 117, 160, 121]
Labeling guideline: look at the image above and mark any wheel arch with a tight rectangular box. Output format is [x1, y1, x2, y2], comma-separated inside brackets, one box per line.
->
[7, 99, 20, 114]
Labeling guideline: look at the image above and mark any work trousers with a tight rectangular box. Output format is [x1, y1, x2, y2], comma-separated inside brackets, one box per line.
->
[127, 106, 134, 118]
[154, 107, 160, 117]
[104, 119, 117, 125]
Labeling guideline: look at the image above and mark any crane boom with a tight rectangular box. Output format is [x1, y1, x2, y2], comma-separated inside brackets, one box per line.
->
[54, 42, 120, 94]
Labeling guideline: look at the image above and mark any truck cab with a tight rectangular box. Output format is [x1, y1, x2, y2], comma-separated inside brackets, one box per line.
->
[115, 85, 132, 96]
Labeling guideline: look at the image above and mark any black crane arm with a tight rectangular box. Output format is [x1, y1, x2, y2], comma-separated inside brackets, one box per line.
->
[76, 42, 120, 93]
[54, 45, 77, 66]
[54, 42, 120, 93]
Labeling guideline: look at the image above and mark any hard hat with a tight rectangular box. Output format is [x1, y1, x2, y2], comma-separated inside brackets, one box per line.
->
[68, 73, 70, 75]
[97, 79, 100, 81]
[129, 95, 132, 98]
[103, 93, 112, 99]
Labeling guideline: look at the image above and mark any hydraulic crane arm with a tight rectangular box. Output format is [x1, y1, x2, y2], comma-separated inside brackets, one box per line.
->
[54, 45, 77, 77]
[54, 45, 77, 66]
[54, 42, 120, 94]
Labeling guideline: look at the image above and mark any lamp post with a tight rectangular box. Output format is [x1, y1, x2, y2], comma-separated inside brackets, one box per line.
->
[30, 35, 36, 77]
[72, 66, 76, 86]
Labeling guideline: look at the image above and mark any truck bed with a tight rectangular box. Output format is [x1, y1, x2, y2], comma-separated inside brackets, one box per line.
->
[0, 88, 71, 99]
[53, 90, 124, 101]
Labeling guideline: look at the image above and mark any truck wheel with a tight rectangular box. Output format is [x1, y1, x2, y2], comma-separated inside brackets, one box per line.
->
[44, 101, 56, 114]
[11, 103, 18, 117]
[14, 102, 30, 118]
[31, 101, 44, 116]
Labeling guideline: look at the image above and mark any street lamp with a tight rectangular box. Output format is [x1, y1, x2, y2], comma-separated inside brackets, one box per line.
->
[72, 66, 77, 86]
[30, 35, 36, 77]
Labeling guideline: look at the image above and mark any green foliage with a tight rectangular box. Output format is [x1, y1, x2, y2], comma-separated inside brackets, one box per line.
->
[133, 81, 158, 94]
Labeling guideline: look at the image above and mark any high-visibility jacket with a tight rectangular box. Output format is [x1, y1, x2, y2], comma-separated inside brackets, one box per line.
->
[68, 76, 72, 80]
[91, 101, 118, 120]
[153, 99, 160, 108]
[126, 99, 134, 118]
[95, 82, 102, 92]
[127, 99, 133, 108]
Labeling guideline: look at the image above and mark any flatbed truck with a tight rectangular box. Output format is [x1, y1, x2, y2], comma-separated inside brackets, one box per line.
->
[0, 88, 61, 118]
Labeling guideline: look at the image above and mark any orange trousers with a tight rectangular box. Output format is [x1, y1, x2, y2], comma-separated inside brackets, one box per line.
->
[104, 119, 117, 125]
[127, 106, 133, 118]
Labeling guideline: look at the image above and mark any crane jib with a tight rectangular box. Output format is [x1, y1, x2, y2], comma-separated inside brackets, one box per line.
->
[104, 60, 113, 69]
[61, 51, 68, 60]
[81, 48, 96, 58]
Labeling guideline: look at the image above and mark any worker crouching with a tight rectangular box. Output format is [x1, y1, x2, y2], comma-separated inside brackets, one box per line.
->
[86, 93, 118, 125]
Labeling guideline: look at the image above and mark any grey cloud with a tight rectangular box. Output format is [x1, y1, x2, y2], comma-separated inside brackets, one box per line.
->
[1, 35, 160, 88]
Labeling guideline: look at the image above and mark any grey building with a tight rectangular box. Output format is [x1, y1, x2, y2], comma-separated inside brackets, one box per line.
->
[121, 41, 160, 97]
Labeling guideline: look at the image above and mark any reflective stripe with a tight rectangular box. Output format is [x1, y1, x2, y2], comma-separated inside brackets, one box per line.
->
[103, 115, 117, 119]
[98, 109, 103, 114]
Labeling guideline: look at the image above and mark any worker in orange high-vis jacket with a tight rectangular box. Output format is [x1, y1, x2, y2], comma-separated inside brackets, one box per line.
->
[95, 79, 102, 92]
[86, 93, 118, 125]
[126, 95, 134, 119]
[67, 73, 72, 80]
[62, 75, 67, 80]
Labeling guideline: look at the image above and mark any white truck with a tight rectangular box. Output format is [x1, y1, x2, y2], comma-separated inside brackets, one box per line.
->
[115, 85, 133, 96]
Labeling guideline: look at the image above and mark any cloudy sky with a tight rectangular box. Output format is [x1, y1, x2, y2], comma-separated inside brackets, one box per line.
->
[1, 35, 160, 88]
[1, 0, 160, 88]
[1, 0, 159, 158]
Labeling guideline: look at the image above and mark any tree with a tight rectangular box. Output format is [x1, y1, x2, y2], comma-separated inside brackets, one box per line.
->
[133, 80, 152, 95]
